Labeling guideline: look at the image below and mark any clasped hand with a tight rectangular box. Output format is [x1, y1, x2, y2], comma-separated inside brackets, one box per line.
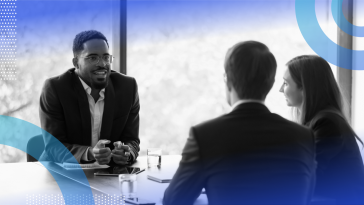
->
[92, 140, 131, 165]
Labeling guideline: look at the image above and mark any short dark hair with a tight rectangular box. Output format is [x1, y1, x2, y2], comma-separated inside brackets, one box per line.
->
[72, 30, 109, 57]
[225, 41, 277, 100]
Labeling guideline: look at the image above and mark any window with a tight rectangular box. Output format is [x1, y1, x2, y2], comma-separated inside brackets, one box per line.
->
[0, 0, 114, 162]
[127, 0, 338, 155]
[352, 0, 364, 147]
[0, 0, 343, 162]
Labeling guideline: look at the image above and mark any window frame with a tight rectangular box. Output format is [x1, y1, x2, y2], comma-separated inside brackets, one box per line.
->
[112, 0, 127, 75]
[336, 0, 354, 124]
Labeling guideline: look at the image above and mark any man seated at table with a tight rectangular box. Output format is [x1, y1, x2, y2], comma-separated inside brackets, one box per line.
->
[39, 30, 140, 165]
[163, 41, 316, 205]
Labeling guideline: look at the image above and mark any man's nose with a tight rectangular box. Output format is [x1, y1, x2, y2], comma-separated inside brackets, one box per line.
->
[97, 59, 107, 67]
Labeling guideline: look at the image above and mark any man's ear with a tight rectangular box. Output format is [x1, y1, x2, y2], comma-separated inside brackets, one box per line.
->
[72, 57, 78, 69]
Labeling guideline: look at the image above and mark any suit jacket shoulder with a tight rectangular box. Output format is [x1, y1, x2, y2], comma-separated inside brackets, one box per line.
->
[39, 68, 140, 163]
[164, 103, 316, 205]
[308, 108, 364, 203]
[308, 108, 355, 145]
[193, 103, 312, 143]
[191, 103, 315, 167]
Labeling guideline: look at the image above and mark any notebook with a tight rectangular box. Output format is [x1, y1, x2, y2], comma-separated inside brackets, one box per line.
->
[147, 172, 173, 183]
[55, 162, 109, 170]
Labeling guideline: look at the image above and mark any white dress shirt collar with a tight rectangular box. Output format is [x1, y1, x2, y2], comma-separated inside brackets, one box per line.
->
[78, 77, 105, 97]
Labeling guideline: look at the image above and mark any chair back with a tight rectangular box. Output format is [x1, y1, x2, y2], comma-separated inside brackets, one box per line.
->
[26, 134, 44, 162]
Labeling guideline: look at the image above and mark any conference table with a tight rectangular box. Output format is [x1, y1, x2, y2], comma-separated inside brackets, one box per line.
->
[0, 155, 208, 205]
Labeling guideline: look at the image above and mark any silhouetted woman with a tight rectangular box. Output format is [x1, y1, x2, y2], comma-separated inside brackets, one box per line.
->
[280, 55, 364, 205]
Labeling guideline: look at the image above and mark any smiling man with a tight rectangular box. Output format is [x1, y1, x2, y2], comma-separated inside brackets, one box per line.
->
[39, 30, 140, 165]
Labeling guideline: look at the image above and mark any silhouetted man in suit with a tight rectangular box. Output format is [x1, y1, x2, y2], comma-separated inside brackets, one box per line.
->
[39, 30, 140, 165]
[163, 41, 316, 205]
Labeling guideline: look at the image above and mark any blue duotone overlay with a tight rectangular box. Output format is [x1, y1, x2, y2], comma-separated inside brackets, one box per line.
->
[126, 0, 295, 41]
[295, 0, 364, 70]
[16, 0, 296, 51]
[331, 0, 364, 37]
[0, 115, 95, 205]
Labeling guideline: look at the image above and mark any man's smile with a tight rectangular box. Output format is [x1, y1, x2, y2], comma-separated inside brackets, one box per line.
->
[93, 69, 108, 77]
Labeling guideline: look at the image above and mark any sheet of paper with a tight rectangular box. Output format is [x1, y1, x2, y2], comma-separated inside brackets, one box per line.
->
[55, 162, 109, 170]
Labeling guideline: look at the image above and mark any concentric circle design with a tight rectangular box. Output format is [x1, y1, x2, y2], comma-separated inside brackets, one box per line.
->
[295, 0, 364, 70]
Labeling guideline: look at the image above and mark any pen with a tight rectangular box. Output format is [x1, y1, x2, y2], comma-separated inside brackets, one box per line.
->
[134, 168, 145, 175]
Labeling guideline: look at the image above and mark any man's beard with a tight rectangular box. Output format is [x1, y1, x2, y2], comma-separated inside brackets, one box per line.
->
[91, 76, 109, 89]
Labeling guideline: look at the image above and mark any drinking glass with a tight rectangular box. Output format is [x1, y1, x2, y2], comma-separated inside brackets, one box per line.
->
[147, 148, 162, 168]
[119, 174, 137, 199]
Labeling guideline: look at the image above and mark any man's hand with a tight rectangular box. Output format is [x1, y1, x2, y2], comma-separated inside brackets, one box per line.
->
[112, 141, 131, 165]
[92, 139, 111, 165]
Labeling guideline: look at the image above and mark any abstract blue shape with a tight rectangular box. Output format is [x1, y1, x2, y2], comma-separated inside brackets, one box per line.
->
[0, 115, 95, 205]
[331, 0, 364, 37]
[295, 0, 364, 70]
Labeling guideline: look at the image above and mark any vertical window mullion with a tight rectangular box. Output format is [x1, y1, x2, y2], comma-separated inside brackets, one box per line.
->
[112, 0, 127, 74]
[337, 0, 353, 124]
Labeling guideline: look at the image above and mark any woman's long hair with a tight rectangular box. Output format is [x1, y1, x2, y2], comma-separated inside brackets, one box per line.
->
[286, 55, 363, 145]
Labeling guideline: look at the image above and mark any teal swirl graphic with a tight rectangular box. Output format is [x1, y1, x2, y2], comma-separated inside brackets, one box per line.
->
[331, 0, 364, 37]
[295, 0, 364, 70]
[0, 115, 95, 205]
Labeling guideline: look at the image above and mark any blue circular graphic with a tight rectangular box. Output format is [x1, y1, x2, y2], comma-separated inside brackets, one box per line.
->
[331, 0, 364, 37]
[295, 0, 364, 70]
[0, 115, 95, 205]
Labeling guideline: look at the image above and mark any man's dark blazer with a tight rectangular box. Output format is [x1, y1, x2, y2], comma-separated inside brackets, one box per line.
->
[308, 108, 364, 204]
[39, 68, 140, 164]
[163, 102, 316, 205]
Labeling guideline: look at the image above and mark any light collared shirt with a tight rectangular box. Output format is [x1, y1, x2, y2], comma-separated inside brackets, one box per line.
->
[231, 99, 265, 111]
[78, 77, 105, 161]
